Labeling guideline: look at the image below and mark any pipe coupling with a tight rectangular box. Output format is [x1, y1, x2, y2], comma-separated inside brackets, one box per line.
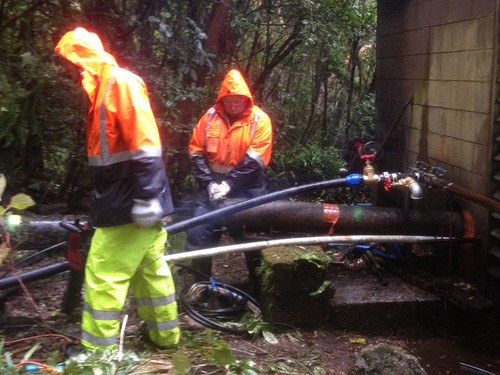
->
[393, 177, 423, 199]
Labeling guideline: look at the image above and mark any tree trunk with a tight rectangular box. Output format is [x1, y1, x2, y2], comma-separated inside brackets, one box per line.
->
[345, 38, 360, 139]
[170, 0, 236, 190]
[321, 73, 328, 146]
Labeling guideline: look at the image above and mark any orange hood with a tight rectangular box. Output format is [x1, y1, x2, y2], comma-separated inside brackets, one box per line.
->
[214, 69, 254, 114]
[55, 27, 117, 100]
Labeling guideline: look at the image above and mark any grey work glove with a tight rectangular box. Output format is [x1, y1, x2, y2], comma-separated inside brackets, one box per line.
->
[131, 198, 162, 227]
[211, 181, 231, 201]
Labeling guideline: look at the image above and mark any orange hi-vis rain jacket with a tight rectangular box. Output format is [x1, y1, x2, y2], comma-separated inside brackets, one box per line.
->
[55, 27, 173, 227]
[188, 69, 272, 196]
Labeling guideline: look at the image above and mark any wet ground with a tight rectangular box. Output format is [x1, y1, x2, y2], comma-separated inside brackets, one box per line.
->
[1, 249, 499, 374]
[211, 250, 500, 375]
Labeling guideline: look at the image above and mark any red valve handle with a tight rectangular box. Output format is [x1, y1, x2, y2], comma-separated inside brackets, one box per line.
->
[384, 178, 392, 192]
[361, 154, 374, 160]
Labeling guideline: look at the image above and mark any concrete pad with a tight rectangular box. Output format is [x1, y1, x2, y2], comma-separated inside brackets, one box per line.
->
[328, 264, 443, 334]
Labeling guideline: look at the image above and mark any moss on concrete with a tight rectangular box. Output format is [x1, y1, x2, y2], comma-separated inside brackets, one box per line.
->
[258, 245, 333, 328]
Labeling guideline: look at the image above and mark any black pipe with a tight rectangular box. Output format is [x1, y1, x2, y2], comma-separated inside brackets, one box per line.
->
[166, 176, 355, 234]
[228, 201, 465, 237]
[14, 241, 67, 268]
[2, 178, 355, 247]
[2, 217, 75, 250]
[0, 261, 70, 290]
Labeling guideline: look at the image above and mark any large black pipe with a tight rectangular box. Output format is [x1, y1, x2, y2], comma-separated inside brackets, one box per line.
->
[0, 174, 474, 294]
[227, 200, 466, 237]
[3, 178, 353, 248]
[165, 177, 353, 234]
[2, 215, 75, 250]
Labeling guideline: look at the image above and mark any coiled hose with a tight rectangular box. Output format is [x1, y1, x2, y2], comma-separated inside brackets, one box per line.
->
[175, 263, 261, 335]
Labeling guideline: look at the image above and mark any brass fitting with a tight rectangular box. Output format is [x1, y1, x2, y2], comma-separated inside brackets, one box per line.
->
[392, 177, 423, 199]
[362, 158, 379, 184]
[392, 176, 416, 189]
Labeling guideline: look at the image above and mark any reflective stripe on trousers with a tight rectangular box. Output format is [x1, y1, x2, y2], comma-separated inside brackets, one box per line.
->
[81, 223, 179, 350]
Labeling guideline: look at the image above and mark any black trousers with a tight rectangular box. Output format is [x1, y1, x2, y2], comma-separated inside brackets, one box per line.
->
[185, 194, 260, 281]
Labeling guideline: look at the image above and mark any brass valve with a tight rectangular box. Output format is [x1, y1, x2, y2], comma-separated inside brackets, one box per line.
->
[361, 154, 378, 184]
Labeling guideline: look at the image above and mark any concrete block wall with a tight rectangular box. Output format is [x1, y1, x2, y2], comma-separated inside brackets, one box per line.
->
[375, 0, 499, 292]
[376, 0, 495, 195]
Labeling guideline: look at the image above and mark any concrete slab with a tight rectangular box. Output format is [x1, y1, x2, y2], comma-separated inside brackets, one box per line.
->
[328, 264, 444, 334]
[330, 265, 440, 305]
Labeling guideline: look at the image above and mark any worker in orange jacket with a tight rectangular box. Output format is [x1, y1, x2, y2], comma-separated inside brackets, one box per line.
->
[55, 27, 179, 352]
[187, 69, 273, 279]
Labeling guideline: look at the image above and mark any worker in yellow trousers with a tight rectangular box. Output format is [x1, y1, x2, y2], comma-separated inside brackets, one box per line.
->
[82, 223, 179, 350]
[55, 27, 179, 351]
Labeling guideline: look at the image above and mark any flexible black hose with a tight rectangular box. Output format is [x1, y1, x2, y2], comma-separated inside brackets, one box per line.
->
[179, 280, 261, 335]
[176, 261, 261, 334]
[166, 176, 355, 234]
[180, 291, 243, 334]
[459, 363, 496, 375]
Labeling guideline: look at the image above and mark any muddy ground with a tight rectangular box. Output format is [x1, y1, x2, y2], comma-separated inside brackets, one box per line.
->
[1, 249, 500, 375]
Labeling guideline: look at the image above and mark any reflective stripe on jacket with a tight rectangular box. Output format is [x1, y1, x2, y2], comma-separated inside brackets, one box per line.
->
[188, 69, 272, 193]
[55, 27, 173, 226]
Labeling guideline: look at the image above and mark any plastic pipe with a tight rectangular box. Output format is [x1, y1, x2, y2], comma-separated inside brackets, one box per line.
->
[164, 235, 453, 262]
[165, 176, 358, 234]
[0, 261, 70, 290]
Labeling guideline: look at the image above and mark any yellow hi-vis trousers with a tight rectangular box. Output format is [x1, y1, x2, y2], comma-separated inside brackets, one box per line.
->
[81, 223, 179, 351]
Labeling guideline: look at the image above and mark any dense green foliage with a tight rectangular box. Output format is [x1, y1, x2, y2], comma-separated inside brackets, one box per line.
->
[0, 0, 376, 210]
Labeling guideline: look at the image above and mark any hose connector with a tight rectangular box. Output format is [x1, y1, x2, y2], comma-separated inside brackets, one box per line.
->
[346, 174, 362, 188]
[393, 176, 423, 200]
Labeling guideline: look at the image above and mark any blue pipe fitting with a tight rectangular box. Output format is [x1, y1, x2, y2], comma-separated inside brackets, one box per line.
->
[346, 174, 362, 188]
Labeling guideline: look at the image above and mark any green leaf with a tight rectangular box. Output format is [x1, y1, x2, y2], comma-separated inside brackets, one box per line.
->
[262, 330, 278, 345]
[243, 368, 260, 375]
[205, 328, 213, 344]
[132, 34, 140, 53]
[4, 351, 14, 368]
[9, 193, 35, 210]
[272, 362, 294, 374]
[0, 174, 5, 200]
[172, 349, 190, 375]
[293, 252, 326, 269]
[238, 360, 260, 375]
[20, 52, 37, 69]
[22, 343, 40, 362]
[310, 280, 332, 296]
[0, 242, 10, 265]
[209, 340, 235, 365]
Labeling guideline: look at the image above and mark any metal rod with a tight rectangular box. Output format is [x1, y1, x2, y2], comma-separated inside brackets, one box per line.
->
[429, 175, 500, 212]
[373, 96, 413, 164]
[164, 235, 454, 262]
